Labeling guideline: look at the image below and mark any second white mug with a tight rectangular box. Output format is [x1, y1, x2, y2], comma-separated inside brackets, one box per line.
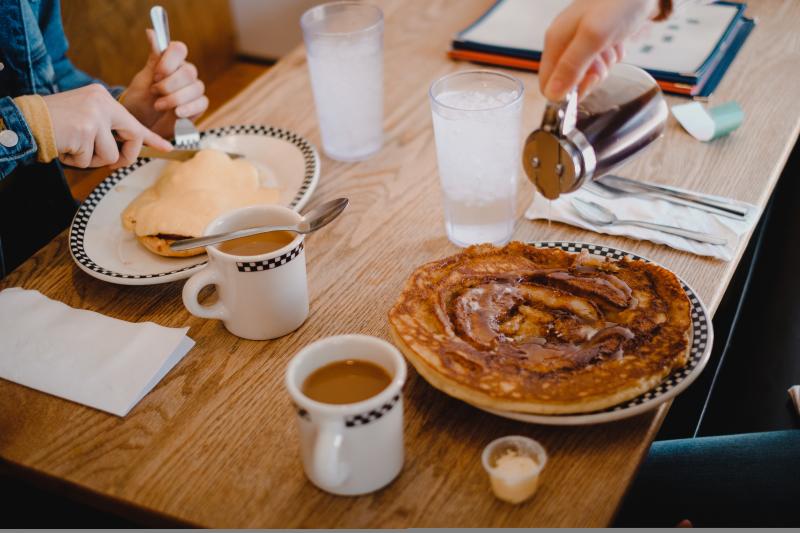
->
[286, 335, 407, 495]
[182, 205, 309, 340]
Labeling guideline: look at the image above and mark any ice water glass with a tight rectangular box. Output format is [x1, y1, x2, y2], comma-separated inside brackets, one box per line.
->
[301, 2, 384, 162]
[429, 70, 524, 247]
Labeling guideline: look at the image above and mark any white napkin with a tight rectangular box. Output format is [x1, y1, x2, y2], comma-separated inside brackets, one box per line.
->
[525, 186, 760, 261]
[0, 288, 195, 416]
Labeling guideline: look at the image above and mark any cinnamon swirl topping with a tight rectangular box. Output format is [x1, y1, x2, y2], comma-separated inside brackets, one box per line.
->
[388, 243, 692, 414]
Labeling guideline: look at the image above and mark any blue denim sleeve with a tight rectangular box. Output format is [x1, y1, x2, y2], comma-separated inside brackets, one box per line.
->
[51, 54, 125, 99]
[0, 97, 37, 180]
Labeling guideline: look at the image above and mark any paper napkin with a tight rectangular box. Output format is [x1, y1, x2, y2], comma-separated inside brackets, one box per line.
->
[525, 186, 759, 261]
[0, 288, 195, 416]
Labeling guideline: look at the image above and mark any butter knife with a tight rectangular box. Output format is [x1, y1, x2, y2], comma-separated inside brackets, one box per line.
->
[599, 175, 750, 218]
[139, 146, 245, 161]
[585, 180, 747, 221]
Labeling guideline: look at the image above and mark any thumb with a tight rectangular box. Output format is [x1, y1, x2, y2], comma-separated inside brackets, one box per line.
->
[143, 29, 161, 69]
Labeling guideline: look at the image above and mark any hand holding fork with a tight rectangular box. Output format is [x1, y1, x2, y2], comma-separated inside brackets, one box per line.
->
[119, 5, 208, 146]
[148, 6, 203, 149]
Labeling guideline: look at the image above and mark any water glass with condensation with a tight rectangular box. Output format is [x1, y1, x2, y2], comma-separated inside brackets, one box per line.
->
[429, 70, 524, 247]
[301, 2, 384, 162]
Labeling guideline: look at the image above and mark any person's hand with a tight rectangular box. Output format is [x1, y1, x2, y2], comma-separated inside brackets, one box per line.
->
[539, 0, 659, 101]
[122, 29, 208, 138]
[43, 84, 173, 169]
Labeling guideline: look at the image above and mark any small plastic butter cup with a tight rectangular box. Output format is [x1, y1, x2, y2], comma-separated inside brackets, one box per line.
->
[482, 435, 547, 504]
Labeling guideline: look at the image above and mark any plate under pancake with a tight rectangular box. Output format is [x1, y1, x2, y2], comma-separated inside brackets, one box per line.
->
[389, 241, 712, 424]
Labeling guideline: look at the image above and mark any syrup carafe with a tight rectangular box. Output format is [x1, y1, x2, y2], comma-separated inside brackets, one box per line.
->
[522, 64, 668, 200]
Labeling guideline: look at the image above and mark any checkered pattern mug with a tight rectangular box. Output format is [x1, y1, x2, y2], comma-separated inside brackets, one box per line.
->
[286, 335, 407, 495]
[182, 205, 309, 340]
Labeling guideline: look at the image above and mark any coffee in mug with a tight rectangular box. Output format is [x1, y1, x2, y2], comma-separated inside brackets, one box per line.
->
[302, 359, 391, 404]
[217, 230, 295, 256]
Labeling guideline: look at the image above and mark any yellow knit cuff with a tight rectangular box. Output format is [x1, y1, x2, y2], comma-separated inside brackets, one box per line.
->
[13, 94, 58, 163]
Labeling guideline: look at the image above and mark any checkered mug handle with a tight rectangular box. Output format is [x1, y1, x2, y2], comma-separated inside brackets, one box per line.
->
[182, 265, 230, 321]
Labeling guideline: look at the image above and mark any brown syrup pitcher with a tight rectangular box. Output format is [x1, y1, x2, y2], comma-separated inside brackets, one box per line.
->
[523, 64, 668, 200]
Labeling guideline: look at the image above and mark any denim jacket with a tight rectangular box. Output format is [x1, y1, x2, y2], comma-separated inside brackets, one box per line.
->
[0, 0, 122, 179]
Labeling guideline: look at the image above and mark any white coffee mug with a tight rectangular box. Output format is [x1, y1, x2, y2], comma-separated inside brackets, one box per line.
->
[285, 335, 407, 495]
[182, 205, 309, 340]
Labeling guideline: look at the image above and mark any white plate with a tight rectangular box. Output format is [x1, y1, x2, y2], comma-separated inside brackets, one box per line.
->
[69, 125, 320, 285]
[468, 242, 714, 426]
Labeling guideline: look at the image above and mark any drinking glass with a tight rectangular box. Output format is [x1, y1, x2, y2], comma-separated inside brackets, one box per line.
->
[429, 70, 524, 247]
[301, 2, 384, 161]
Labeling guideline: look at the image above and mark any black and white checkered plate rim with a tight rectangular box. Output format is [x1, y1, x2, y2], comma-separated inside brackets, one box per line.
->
[492, 241, 712, 422]
[69, 125, 319, 281]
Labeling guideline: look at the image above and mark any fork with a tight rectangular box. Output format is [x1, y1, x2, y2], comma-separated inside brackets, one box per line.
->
[150, 6, 201, 150]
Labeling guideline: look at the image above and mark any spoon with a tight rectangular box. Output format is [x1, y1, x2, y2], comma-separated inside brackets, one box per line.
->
[170, 198, 349, 252]
[570, 198, 727, 246]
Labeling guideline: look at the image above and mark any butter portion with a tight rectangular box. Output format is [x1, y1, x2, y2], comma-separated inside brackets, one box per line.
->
[489, 449, 541, 504]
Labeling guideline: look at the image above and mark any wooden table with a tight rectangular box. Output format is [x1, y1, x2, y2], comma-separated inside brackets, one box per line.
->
[2, 0, 799, 527]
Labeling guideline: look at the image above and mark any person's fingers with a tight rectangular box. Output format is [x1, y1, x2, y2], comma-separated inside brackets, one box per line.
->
[141, 126, 173, 151]
[600, 46, 617, 70]
[155, 79, 204, 112]
[152, 63, 199, 97]
[539, 9, 580, 96]
[59, 154, 78, 168]
[153, 41, 188, 82]
[111, 103, 174, 152]
[115, 136, 143, 169]
[67, 143, 93, 168]
[91, 128, 120, 167]
[176, 95, 209, 119]
[577, 58, 606, 99]
[544, 22, 612, 101]
[614, 42, 626, 62]
[58, 154, 79, 168]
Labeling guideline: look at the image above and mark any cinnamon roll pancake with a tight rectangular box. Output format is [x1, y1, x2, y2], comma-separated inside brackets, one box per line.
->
[388, 242, 692, 414]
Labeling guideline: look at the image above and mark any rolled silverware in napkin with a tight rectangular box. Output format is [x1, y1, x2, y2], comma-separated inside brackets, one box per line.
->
[789, 385, 800, 416]
[525, 186, 760, 261]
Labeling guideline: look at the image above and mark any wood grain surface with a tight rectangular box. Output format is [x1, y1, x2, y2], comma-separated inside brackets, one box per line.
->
[2, 0, 799, 527]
